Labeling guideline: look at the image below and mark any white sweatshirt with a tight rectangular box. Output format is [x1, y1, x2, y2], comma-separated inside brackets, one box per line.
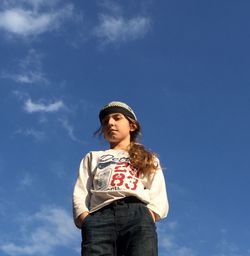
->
[73, 149, 169, 228]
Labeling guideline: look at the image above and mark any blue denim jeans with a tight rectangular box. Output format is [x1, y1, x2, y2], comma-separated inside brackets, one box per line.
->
[81, 197, 158, 256]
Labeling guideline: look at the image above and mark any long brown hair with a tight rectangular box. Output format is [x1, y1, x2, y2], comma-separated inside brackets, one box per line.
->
[94, 116, 158, 176]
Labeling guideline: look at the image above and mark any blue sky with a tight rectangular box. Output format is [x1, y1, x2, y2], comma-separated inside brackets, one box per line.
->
[0, 0, 250, 255]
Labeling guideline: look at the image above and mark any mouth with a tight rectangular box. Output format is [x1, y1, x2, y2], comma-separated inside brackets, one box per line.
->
[108, 129, 117, 132]
[107, 129, 117, 135]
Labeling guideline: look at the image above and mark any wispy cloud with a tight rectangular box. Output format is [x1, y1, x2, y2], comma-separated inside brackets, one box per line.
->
[167, 220, 178, 231]
[212, 236, 248, 256]
[93, 1, 151, 45]
[0, 1, 74, 38]
[0, 206, 79, 256]
[14, 128, 46, 141]
[2, 0, 60, 9]
[58, 117, 84, 143]
[158, 221, 249, 256]
[158, 221, 197, 256]
[160, 236, 197, 256]
[24, 99, 65, 113]
[18, 173, 33, 188]
[94, 14, 151, 44]
[97, 0, 123, 15]
[1, 49, 47, 85]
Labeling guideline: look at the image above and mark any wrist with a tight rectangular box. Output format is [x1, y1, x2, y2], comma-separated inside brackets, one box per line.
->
[77, 211, 89, 223]
[148, 209, 156, 222]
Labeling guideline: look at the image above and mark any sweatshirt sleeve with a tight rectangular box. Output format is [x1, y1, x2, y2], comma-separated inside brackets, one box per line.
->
[146, 159, 169, 221]
[72, 152, 93, 228]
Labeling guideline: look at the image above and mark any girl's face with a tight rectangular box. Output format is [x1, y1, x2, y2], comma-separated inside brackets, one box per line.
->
[101, 113, 136, 148]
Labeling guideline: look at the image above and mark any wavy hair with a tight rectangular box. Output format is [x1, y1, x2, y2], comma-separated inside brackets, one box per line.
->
[94, 116, 158, 176]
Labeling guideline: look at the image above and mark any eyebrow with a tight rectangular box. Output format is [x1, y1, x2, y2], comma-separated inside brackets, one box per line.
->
[102, 113, 123, 123]
[111, 113, 123, 117]
[107, 113, 123, 118]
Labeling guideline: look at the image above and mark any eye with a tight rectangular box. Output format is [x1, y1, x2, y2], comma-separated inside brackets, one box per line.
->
[114, 115, 122, 121]
[101, 117, 109, 125]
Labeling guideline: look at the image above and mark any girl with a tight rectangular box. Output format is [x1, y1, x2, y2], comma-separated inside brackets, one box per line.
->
[73, 101, 169, 256]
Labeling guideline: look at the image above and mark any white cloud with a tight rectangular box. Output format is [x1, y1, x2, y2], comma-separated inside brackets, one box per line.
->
[94, 14, 151, 44]
[0, 206, 79, 256]
[0, 9, 52, 35]
[24, 99, 65, 113]
[0, 1, 74, 37]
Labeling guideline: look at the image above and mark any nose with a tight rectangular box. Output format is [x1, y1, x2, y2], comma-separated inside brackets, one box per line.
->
[107, 117, 115, 126]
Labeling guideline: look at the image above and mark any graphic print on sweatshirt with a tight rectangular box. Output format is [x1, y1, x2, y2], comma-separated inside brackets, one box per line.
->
[93, 154, 139, 191]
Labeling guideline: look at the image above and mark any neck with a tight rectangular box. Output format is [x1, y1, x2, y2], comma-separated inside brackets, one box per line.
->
[110, 141, 130, 151]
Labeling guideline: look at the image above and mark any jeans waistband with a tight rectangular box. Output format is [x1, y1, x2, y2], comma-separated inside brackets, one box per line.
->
[111, 196, 144, 205]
